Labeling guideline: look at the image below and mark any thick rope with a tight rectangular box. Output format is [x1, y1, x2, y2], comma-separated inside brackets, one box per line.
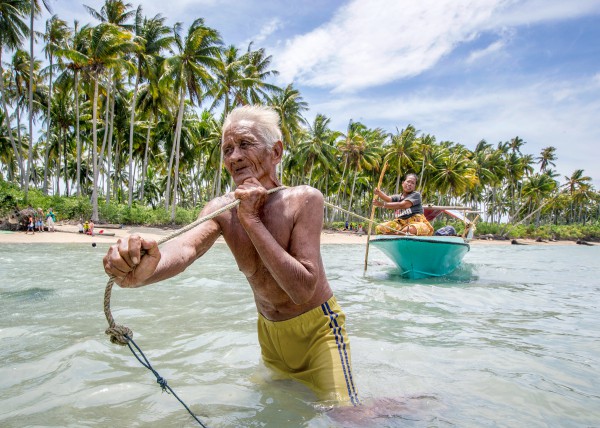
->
[102, 186, 401, 426]
[103, 186, 286, 427]
[323, 201, 407, 235]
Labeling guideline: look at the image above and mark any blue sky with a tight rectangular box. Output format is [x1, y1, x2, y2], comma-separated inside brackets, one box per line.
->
[41, 0, 600, 187]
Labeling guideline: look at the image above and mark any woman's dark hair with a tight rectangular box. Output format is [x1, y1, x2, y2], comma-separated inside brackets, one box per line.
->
[403, 173, 418, 182]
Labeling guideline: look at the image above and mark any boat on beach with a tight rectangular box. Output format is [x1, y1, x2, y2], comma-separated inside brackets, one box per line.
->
[370, 207, 476, 279]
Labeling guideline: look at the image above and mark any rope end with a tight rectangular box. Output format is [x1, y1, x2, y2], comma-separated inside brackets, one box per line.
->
[105, 324, 133, 346]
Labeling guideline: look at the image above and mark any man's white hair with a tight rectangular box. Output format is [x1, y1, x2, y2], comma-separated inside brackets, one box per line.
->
[222, 105, 282, 148]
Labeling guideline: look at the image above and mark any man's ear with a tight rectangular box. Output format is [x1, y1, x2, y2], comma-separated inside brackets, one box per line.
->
[272, 140, 283, 163]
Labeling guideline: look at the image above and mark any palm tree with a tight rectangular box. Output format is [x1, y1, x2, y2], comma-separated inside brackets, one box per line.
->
[564, 169, 592, 195]
[385, 124, 418, 194]
[0, 109, 20, 180]
[126, 9, 172, 207]
[80, 22, 135, 221]
[521, 172, 558, 225]
[537, 146, 557, 173]
[238, 43, 280, 105]
[508, 136, 525, 154]
[415, 133, 435, 191]
[25, 0, 51, 197]
[268, 83, 308, 182]
[469, 140, 505, 217]
[42, 14, 70, 194]
[206, 44, 244, 195]
[84, 0, 135, 29]
[53, 20, 89, 197]
[0, 0, 30, 186]
[430, 146, 477, 202]
[295, 114, 339, 186]
[162, 18, 222, 219]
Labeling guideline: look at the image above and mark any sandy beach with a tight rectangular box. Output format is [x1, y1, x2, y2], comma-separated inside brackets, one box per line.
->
[0, 223, 582, 246]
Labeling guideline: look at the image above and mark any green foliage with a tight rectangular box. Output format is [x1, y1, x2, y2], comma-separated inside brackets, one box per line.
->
[0, 179, 90, 220]
[96, 201, 200, 226]
[474, 221, 600, 241]
[473, 222, 503, 235]
[0, 180, 24, 216]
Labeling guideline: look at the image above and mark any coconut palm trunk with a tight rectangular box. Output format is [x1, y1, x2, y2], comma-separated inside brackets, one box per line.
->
[91, 71, 101, 222]
[139, 113, 152, 201]
[170, 87, 186, 221]
[0, 55, 24, 185]
[127, 73, 140, 207]
[24, 0, 35, 197]
[74, 70, 82, 196]
[42, 50, 54, 194]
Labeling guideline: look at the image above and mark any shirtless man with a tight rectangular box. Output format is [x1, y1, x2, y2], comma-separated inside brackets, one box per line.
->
[103, 105, 358, 406]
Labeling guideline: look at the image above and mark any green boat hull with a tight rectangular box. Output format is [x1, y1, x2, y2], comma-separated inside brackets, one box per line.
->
[370, 235, 470, 279]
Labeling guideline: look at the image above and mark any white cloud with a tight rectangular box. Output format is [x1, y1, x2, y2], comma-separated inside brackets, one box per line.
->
[273, 0, 502, 92]
[271, 0, 600, 93]
[466, 39, 506, 64]
[241, 18, 283, 48]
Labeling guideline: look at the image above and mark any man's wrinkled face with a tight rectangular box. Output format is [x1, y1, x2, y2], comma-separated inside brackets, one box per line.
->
[222, 120, 274, 185]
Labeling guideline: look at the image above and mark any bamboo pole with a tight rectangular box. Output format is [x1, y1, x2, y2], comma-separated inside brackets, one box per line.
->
[363, 161, 388, 274]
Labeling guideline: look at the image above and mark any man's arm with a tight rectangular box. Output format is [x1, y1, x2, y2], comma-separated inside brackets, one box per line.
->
[103, 207, 222, 288]
[236, 183, 323, 305]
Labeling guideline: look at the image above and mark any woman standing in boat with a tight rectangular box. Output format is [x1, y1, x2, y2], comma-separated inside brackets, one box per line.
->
[373, 173, 434, 236]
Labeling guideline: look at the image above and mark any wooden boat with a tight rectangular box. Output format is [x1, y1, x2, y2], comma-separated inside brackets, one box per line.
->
[369, 207, 476, 279]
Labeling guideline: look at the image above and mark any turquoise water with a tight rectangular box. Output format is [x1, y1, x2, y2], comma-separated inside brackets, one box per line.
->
[1, 242, 599, 427]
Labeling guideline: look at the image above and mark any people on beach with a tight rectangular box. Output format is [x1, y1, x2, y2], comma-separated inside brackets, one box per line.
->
[36, 208, 44, 232]
[88, 220, 95, 236]
[26, 215, 35, 234]
[373, 173, 434, 236]
[45, 208, 56, 232]
[103, 105, 358, 406]
[78, 220, 84, 234]
[83, 221, 89, 234]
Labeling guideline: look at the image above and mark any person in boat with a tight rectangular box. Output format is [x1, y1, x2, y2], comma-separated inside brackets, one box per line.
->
[103, 105, 359, 406]
[373, 173, 434, 236]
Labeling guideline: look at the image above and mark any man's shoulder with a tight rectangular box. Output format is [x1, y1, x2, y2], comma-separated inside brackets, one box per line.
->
[285, 185, 323, 201]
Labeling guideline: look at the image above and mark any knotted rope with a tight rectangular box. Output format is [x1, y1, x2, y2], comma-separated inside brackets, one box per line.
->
[102, 186, 398, 426]
[104, 186, 288, 343]
[103, 186, 286, 427]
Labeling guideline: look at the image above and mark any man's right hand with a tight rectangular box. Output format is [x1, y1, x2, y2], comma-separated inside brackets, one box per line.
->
[103, 235, 161, 287]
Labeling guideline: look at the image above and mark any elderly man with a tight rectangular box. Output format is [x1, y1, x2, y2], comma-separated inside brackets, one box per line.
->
[103, 105, 358, 406]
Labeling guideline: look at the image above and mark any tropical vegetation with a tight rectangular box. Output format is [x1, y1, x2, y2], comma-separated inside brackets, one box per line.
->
[1, 0, 599, 236]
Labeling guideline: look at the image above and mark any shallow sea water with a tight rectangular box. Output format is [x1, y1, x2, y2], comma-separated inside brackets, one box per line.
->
[1, 241, 599, 427]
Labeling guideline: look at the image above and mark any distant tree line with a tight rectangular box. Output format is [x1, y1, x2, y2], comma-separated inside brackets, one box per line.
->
[1, 0, 598, 226]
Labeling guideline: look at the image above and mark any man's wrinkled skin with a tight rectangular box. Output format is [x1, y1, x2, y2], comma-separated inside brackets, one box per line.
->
[103, 118, 332, 322]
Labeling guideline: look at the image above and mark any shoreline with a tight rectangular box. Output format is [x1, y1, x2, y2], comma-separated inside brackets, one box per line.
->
[0, 223, 588, 246]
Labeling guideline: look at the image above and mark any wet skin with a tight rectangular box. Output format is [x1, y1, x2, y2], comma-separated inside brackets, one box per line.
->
[104, 120, 332, 321]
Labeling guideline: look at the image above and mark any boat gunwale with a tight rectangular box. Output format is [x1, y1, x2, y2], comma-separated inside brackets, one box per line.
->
[370, 235, 470, 248]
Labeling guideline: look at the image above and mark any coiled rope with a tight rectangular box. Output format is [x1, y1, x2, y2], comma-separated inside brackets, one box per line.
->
[102, 186, 396, 426]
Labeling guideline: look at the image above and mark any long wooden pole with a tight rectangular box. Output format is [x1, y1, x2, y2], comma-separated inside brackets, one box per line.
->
[363, 161, 388, 274]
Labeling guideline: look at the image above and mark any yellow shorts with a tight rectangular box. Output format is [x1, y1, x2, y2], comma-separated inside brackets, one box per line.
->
[376, 213, 434, 236]
[257, 296, 359, 405]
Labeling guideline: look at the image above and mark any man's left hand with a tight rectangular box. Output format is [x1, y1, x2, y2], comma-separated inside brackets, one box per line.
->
[234, 178, 267, 223]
